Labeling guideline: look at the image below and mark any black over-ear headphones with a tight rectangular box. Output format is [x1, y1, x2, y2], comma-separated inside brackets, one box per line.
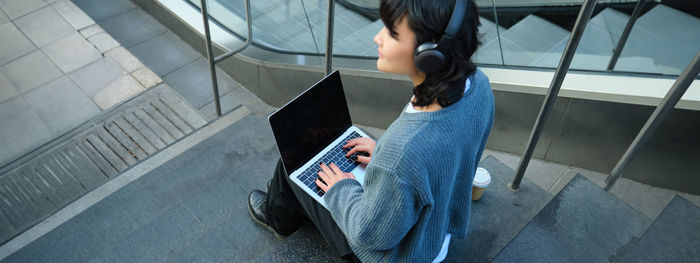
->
[414, 0, 467, 74]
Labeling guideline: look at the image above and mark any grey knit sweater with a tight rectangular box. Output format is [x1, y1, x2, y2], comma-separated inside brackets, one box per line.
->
[324, 69, 495, 262]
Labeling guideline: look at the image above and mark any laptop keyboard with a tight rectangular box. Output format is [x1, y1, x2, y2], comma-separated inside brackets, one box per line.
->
[297, 131, 369, 197]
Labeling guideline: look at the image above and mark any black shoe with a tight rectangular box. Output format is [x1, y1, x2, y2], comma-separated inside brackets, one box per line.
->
[248, 190, 287, 240]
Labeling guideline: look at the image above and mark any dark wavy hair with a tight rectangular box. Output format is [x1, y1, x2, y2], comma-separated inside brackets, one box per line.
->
[379, 0, 481, 108]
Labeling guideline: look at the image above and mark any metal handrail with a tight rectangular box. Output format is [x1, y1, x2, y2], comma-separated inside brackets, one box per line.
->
[491, 0, 506, 65]
[604, 50, 700, 190]
[325, 0, 336, 76]
[607, 0, 647, 71]
[509, 0, 599, 191]
[201, 0, 252, 116]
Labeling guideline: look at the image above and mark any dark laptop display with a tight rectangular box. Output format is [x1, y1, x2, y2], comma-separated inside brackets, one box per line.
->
[269, 71, 352, 175]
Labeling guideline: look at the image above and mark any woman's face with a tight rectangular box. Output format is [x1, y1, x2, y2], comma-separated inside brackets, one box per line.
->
[374, 16, 420, 76]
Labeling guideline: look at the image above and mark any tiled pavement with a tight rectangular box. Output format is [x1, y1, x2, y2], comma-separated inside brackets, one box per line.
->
[0, 0, 162, 167]
[72, 0, 244, 121]
[0, 83, 209, 245]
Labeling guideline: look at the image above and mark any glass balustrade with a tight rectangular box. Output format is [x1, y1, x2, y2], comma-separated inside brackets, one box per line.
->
[189, 0, 699, 76]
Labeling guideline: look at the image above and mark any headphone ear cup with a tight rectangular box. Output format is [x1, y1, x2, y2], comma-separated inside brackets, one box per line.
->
[415, 46, 446, 74]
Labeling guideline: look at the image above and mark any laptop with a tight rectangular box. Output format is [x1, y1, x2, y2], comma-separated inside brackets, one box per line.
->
[268, 70, 371, 209]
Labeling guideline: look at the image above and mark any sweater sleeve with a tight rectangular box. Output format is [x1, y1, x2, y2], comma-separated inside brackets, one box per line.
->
[323, 164, 424, 250]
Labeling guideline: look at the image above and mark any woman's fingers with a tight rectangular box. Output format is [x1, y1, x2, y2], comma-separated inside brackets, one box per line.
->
[316, 163, 355, 192]
[343, 137, 374, 148]
[345, 147, 358, 156]
[356, 156, 371, 164]
[345, 144, 370, 157]
[329, 163, 344, 175]
[319, 163, 334, 177]
[345, 173, 356, 180]
[317, 166, 329, 181]
[343, 138, 360, 148]
[316, 177, 329, 192]
[316, 165, 331, 191]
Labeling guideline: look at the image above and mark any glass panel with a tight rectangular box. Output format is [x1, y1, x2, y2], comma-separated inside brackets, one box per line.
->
[330, 0, 506, 62]
[474, 0, 504, 65]
[565, 3, 627, 71]
[331, 1, 381, 57]
[613, 0, 700, 75]
[268, 0, 327, 54]
[492, 0, 579, 68]
[190, 0, 327, 55]
[190, 0, 699, 76]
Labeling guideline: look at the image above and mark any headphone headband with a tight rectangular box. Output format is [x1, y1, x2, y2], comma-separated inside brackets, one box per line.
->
[443, 0, 467, 40]
[414, 0, 468, 74]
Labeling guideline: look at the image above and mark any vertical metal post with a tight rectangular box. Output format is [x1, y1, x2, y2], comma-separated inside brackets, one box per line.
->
[325, 0, 335, 75]
[509, 0, 598, 191]
[607, 0, 647, 71]
[214, 0, 252, 63]
[200, 0, 222, 116]
[604, 51, 700, 191]
[491, 0, 505, 65]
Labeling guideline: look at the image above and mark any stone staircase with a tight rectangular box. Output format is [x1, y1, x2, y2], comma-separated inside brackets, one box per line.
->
[265, 154, 700, 262]
[614, 4, 700, 74]
[1, 98, 697, 262]
[476, 4, 700, 74]
[530, 7, 630, 70]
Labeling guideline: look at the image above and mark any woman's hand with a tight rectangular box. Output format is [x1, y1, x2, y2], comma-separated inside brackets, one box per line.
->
[316, 162, 356, 192]
[343, 137, 376, 165]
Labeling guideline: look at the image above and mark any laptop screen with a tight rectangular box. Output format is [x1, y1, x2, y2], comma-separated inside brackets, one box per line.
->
[269, 71, 352, 175]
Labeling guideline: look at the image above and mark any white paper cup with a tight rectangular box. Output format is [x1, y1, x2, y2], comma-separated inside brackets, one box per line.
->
[472, 167, 491, 201]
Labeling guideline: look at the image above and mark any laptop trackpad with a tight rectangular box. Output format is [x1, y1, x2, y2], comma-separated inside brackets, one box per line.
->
[350, 165, 366, 187]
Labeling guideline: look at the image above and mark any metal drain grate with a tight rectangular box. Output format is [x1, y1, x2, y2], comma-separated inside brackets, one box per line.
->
[0, 84, 207, 244]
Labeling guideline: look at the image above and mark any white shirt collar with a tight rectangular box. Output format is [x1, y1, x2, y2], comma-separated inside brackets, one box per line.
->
[405, 78, 471, 113]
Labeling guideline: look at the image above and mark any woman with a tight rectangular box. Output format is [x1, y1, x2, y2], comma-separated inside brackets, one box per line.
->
[248, 0, 494, 261]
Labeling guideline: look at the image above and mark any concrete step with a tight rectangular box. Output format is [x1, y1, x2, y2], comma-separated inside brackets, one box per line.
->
[445, 155, 553, 262]
[266, 225, 342, 263]
[264, 154, 553, 263]
[333, 15, 504, 58]
[615, 4, 700, 74]
[335, 19, 383, 56]
[0, 84, 206, 245]
[473, 17, 506, 65]
[587, 7, 630, 43]
[481, 14, 570, 66]
[0, 106, 272, 262]
[478, 17, 504, 47]
[635, 4, 700, 50]
[621, 195, 700, 262]
[198, 0, 333, 51]
[532, 7, 630, 70]
[188, 0, 279, 49]
[492, 174, 652, 262]
[474, 39, 504, 65]
[273, 1, 373, 53]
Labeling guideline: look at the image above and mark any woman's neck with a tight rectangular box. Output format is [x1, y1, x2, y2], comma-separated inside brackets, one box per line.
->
[409, 72, 442, 112]
[409, 72, 425, 87]
[411, 98, 443, 112]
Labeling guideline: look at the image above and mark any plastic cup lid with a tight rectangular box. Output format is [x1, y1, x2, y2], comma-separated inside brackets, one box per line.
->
[473, 167, 491, 187]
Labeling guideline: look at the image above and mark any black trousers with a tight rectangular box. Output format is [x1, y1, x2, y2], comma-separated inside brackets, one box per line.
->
[265, 159, 356, 260]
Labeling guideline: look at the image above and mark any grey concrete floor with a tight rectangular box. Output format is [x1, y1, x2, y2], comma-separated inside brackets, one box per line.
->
[0, 0, 160, 167]
[71, 0, 246, 122]
[1, 103, 697, 261]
